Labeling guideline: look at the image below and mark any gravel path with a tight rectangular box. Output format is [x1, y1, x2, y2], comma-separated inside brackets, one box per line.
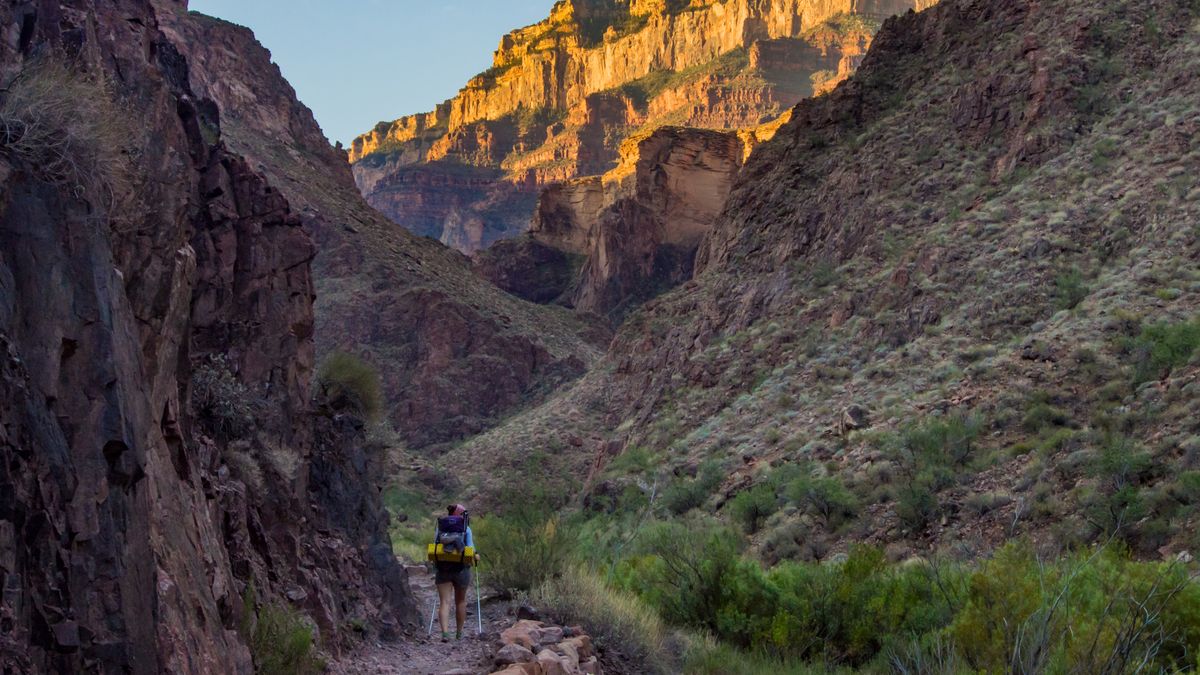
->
[328, 564, 511, 675]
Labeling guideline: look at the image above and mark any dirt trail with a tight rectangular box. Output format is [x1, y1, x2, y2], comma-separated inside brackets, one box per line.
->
[328, 564, 512, 675]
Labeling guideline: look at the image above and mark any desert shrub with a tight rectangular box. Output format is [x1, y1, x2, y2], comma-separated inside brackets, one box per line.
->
[1169, 471, 1200, 506]
[1054, 267, 1090, 310]
[895, 480, 939, 532]
[191, 354, 261, 439]
[0, 57, 132, 208]
[880, 414, 982, 531]
[894, 413, 983, 473]
[534, 566, 672, 672]
[618, 522, 747, 637]
[884, 634, 965, 675]
[785, 474, 859, 529]
[240, 585, 324, 675]
[683, 639, 829, 675]
[661, 461, 723, 515]
[224, 445, 265, 492]
[473, 499, 575, 596]
[950, 543, 1200, 673]
[607, 446, 657, 475]
[1023, 391, 1072, 432]
[963, 491, 1013, 517]
[1081, 434, 1157, 541]
[726, 483, 779, 534]
[1123, 316, 1200, 384]
[316, 352, 383, 421]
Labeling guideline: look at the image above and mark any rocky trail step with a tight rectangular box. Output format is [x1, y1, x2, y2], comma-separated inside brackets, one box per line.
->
[329, 564, 604, 675]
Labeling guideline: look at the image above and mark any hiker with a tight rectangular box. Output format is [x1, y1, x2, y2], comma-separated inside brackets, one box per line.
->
[433, 503, 479, 641]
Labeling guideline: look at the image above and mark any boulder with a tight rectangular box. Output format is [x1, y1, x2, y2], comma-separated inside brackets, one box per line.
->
[496, 643, 537, 666]
[536, 650, 571, 675]
[501, 620, 546, 650]
[492, 664, 543, 675]
[560, 636, 594, 661]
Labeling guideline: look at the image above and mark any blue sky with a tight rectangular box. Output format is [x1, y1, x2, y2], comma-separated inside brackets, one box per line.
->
[188, 0, 556, 145]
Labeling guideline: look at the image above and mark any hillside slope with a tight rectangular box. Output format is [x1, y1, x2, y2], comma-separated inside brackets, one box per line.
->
[159, 8, 607, 449]
[445, 0, 1200, 561]
[350, 0, 934, 251]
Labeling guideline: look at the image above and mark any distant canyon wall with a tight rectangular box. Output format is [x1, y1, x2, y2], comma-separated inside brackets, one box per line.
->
[350, 0, 932, 252]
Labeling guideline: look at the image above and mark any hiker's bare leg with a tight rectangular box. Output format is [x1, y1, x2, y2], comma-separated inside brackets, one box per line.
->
[437, 582, 453, 634]
[454, 584, 468, 635]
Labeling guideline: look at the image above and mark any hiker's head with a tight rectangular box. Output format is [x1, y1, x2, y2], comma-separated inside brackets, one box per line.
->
[448, 503, 467, 517]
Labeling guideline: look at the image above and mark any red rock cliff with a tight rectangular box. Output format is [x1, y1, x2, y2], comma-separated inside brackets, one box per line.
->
[0, 1, 414, 672]
[350, 0, 933, 252]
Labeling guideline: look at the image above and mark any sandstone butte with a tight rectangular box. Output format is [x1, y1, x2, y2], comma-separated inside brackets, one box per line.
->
[349, 0, 937, 253]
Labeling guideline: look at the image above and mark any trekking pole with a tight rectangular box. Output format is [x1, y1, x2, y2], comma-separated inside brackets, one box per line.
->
[427, 600, 437, 636]
[475, 557, 483, 636]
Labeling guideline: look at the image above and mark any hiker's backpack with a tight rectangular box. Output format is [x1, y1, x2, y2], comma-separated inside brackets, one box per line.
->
[428, 515, 475, 565]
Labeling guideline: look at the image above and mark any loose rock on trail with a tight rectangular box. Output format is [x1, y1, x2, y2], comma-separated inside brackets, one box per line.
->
[329, 563, 607, 675]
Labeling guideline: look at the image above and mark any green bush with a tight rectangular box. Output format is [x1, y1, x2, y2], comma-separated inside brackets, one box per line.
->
[316, 352, 383, 421]
[662, 461, 723, 515]
[894, 413, 983, 472]
[785, 474, 858, 529]
[1124, 316, 1200, 384]
[473, 498, 575, 596]
[616, 522, 750, 638]
[1023, 391, 1072, 432]
[1082, 434, 1154, 538]
[896, 480, 939, 531]
[605, 511, 1200, 672]
[726, 484, 779, 534]
[191, 354, 261, 439]
[950, 543, 1200, 673]
[240, 585, 324, 675]
[1054, 267, 1090, 310]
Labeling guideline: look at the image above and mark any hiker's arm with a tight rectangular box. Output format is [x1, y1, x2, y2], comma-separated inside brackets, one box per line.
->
[467, 527, 480, 563]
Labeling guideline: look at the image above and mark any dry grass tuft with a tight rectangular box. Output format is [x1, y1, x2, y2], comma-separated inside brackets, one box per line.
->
[533, 566, 673, 671]
[0, 56, 133, 210]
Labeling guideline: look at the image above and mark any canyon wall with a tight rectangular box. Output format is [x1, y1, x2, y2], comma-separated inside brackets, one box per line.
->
[351, 0, 931, 252]
[483, 126, 746, 320]
[159, 7, 607, 450]
[0, 1, 413, 671]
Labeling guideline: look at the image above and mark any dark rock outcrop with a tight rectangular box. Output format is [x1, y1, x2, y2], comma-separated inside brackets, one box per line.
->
[0, 1, 414, 672]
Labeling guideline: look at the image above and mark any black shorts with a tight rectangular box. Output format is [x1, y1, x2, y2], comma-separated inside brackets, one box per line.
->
[435, 564, 472, 590]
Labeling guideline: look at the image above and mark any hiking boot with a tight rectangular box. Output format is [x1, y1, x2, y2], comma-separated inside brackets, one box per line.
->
[455, 630, 462, 640]
[440, 631, 450, 643]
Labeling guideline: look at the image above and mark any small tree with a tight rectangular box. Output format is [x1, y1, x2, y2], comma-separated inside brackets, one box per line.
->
[316, 352, 383, 421]
[727, 484, 779, 534]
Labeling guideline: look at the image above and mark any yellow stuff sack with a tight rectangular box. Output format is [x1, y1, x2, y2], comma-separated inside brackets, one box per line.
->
[426, 543, 476, 566]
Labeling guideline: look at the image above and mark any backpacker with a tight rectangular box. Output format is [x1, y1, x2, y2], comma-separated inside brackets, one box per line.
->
[428, 514, 475, 565]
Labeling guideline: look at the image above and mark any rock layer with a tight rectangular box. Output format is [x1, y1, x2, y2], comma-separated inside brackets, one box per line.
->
[351, 0, 932, 251]
[0, 1, 413, 672]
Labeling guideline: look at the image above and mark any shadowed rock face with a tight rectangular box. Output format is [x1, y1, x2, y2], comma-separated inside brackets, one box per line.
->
[350, 0, 934, 253]
[473, 125, 745, 321]
[0, 1, 414, 672]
